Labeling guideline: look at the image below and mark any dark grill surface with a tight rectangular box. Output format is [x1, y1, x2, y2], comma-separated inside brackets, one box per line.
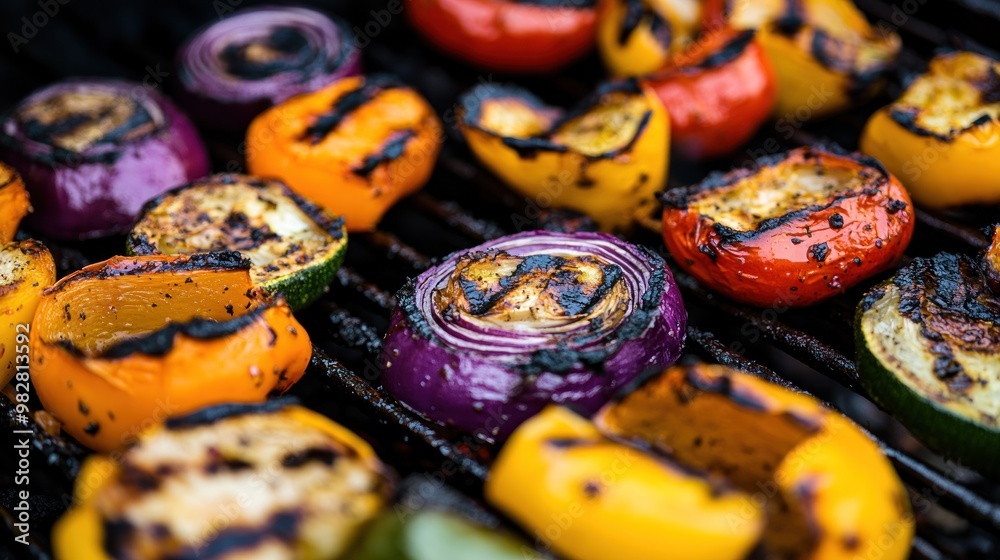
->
[1, 1, 999, 558]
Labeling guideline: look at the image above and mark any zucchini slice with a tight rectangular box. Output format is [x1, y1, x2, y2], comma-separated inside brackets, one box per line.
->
[856, 252, 1000, 474]
[128, 174, 347, 310]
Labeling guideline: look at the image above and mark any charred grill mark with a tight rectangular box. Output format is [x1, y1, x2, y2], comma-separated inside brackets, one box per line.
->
[828, 213, 844, 229]
[220, 26, 315, 80]
[281, 446, 339, 468]
[352, 129, 416, 177]
[975, 64, 1000, 104]
[17, 95, 156, 154]
[618, 0, 672, 52]
[153, 511, 301, 560]
[44, 252, 251, 295]
[166, 398, 298, 430]
[117, 463, 162, 491]
[691, 30, 755, 71]
[546, 437, 599, 448]
[808, 242, 830, 262]
[773, 0, 805, 35]
[57, 303, 272, 360]
[301, 74, 404, 144]
[894, 253, 1000, 375]
[556, 264, 623, 316]
[889, 107, 954, 141]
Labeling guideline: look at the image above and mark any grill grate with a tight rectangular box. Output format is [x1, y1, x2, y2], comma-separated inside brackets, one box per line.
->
[1, 1, 999, 558]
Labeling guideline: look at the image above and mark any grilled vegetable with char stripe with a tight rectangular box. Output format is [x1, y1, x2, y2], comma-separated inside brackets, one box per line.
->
[661, 146, 915, 307]
[0, 79, 209, 240]
[595, 363, 913, 560]
[457, 79, 668, 232]
[379, 230, 686, 442]
[486, 405, 765, 560]
[127, 174, 347, 311]
[856, 251, 1000, 476]
[860, 51, 1000, 208]
[0, 162, 30, 244]
[986, 224, 1000, 294]
[246, 74, 442, 232]
[0, 239, 55, 389]
[30, 253, 312, 452]
[713, 0, 901, 120]
[53, 400, 393, 560]
[597, 0, 777, 159]
[175, 6, 361, 131]
[404, 0, 598, 73]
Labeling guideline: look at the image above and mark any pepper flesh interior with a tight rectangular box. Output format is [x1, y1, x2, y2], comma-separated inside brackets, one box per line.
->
[688, 161, 866, 232]
[434, 250, 628, 330]
[890, 51, 1000, 139]
[17, 89, 160, 152]
[36, 262, 258, 357]
[90, 408, 387, 560]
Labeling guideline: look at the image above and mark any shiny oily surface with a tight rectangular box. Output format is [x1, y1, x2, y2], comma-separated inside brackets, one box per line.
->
[54, 403, 392, 560]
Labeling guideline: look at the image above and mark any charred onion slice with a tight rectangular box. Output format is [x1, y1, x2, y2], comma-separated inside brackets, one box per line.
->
[722, 0, 901, 119]
[404, 0, 598, 73]
[486, 406, 763, 560]
[0, 80, 208, 240]
[246, 74, 442, 232]
[457, 79, 668, 232]
[595, 363, 913, 560]
[598, 0, 776, 159]
[175, 6, 361, 131]
[0, 162, 29, 244]
[856, 252, 1000, 475]
[861, 51, 1000, 208]
[128, 174, 347, 311]
[53, 401, 392, 560]
[379, 231, 686, 442]
[0, 240, 55, 388]
[661, 145, 915, 307]
[30, 253, 312, 452]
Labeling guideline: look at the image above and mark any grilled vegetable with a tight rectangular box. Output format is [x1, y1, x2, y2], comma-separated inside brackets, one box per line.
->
[661, 146, 915, 307]
[127, 174, 348, 311]
[1, 240, 55, 388]
[860, 51, 1000, 208]
[30, 253, 311, 452]
[458, 79, 668, 232]
[597, 1, 776, 159]
[486, 406, 764, 560]
[0, 162, 30, 243]
[54, 400, 393, 560]
[719, 0, 901, 119]
[175, 6, 361, 131]
[0, 80, 209, 240]
[856, 252, 1000, 475]
[349, 510, 542, 560]
[986, 225, 1000, 294]
[379, 230, 686, 442]
[247, 75, 442, 232]
[405, 0, 598, 73]
[596, 363, 914, 560]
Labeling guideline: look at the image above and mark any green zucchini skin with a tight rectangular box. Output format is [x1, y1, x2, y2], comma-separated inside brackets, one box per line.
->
[855, 253, 1000, 477]
[127, 174, 347, 311]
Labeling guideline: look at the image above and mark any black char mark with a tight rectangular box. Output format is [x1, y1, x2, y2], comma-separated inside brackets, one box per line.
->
[690, 30, 755, 72]
[166, 398, 300, 430]
[618, 0, 672, 53]
[158, 512, 300, 560]
[352, 129, 416, 177]
[301, 74, 404, 145]
[220, 26, 315, 80]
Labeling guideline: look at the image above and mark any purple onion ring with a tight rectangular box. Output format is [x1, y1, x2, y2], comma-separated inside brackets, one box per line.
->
[0, 79, 209, 240]
[175, 6, 362, 131]
[379, 230, 687, 442]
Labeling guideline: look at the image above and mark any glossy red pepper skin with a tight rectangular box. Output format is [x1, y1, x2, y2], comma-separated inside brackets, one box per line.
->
[405, 0, 597, 73]
[661, 147, 915, 308]
[644, 28, 776, 160]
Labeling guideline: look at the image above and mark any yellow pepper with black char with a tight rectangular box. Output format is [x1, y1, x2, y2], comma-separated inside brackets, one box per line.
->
[860, 51, 1000, 208]
[1, 239, 55, 388]
[485, 405, 765, 560]
[721, 0, 900, 119]
[457, 79, 668, 232]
